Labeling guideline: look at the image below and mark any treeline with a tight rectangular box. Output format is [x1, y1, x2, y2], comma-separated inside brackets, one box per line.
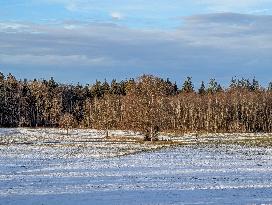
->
[1, 72, 272, 136]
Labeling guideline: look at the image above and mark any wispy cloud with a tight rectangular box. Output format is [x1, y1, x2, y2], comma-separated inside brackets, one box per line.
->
[2, 0, 271, 31]
[197, 0, 272, 12]
[42, 0, 272, 13]
[1, 12, 272, 83]
[0, 54, 109, 66]
[182, 13, 272, 48]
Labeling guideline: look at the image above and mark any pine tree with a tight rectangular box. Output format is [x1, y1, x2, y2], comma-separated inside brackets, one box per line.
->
[5, 73, 20, 126]
[91, 80, 103, 98]
[251, 77, 259, 91]
[198, 81, 206, 95]
[0, 72, 6, 126]
[207, 79, 222, 94]
[110, 79, 119, 95]
[268, 82, 272, 91]
[1, 73, 272, 134]
[181, 77, 194, 93]
[229, 77, 237, 89]
[102, 80, 110, 95]
[19, 79, 32, 127]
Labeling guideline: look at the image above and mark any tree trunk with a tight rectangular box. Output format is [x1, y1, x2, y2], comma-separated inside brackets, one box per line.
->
[105, 130, 109, 137]
[150, 126, 154, 142]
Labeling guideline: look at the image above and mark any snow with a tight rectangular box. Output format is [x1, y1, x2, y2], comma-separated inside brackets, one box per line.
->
[160, 132, 272, 144]
[1, 128, 272, 204]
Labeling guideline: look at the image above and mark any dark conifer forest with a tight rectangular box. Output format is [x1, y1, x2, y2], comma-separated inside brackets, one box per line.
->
[1, 72, 272, 134]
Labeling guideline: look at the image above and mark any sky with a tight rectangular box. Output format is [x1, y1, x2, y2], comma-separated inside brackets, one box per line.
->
[0, 0, 272, 86]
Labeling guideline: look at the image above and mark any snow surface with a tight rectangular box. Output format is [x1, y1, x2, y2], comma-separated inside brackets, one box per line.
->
[0, 128, 272, 204]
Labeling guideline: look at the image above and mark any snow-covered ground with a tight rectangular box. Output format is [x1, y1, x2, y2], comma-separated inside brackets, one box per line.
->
[0, 128, 164, 158]
[0, 128, 272, 204]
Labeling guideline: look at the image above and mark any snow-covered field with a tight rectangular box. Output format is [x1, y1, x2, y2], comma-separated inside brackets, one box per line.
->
[1, 128, 272, 204]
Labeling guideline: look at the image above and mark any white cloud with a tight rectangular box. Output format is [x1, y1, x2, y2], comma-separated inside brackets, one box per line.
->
[0, 23, 31, 33]
[181, 13, 272, 49]
[0, 13, 272, 83]
[110, 12, 123, 20]
[41, 0, 272, 13]
[0, 54, 109, 66]
[197, 0, 271, 12]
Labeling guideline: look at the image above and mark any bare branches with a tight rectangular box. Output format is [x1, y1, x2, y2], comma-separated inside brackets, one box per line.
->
[59, 113, 76, 135]
[0, 73, 272, 135]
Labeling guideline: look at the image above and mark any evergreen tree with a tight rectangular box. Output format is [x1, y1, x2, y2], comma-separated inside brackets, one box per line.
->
[207, 78, 222, 93]
[268, 82, 272, 91]
[251, 77, 259, 91]
[181, 77, 194, 93]
[198, 81, 206, 95]
[101, 80, 110, 95]
[165, 78, 178, 95]
[91, 80, 103, 98]
[229, 77, 237, 89]
[19, 79, 32, 126]
[118, 80, 126, 95]
[0, 73, 272, 134]
[238, 78, 251, 90]
[5, 73, 20, 126]
[0, 72, 6, 126]
[110, 79, 119, 95]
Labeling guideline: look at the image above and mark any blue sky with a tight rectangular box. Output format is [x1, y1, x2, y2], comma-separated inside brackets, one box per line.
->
[0, 0, 272, 86]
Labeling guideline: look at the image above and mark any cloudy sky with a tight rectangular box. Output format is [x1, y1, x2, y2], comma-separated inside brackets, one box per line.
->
[0, 0, 272, 86]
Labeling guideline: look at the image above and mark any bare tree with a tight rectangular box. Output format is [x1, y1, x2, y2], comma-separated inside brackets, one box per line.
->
[59, 113, 76, 135]
[1, 73, 272, 135]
